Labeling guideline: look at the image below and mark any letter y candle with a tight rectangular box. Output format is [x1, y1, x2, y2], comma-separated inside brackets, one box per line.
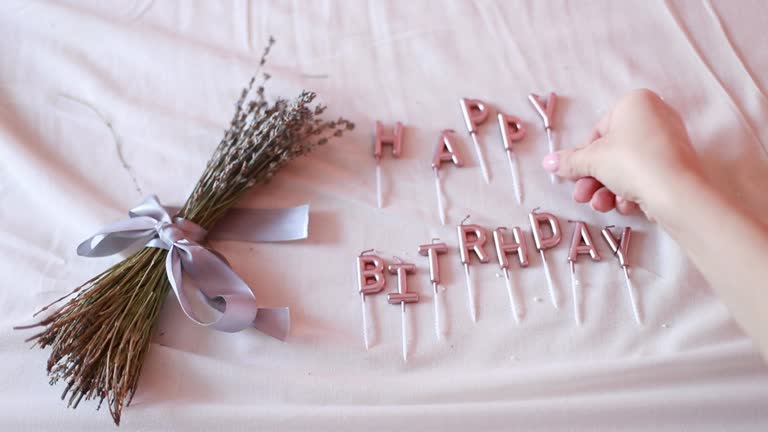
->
[602, 226, 642, 325]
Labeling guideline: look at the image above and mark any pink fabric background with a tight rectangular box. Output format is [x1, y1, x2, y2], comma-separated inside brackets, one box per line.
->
[1, 1, 767, 430]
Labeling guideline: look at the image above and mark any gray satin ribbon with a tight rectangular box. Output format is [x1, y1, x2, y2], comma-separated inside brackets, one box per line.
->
[77, 195, 309, 339]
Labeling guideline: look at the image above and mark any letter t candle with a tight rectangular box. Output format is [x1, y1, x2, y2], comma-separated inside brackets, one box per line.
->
[418, 240, 449, 340]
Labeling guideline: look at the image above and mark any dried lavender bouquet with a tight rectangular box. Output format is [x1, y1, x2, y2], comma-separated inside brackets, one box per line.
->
[17, 39, 353, 425]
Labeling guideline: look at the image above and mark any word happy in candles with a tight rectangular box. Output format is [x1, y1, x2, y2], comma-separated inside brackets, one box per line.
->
[373, 92, 557, 222]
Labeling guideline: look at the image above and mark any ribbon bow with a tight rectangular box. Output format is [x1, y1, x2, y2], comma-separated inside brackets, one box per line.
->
[77, 195, 308, 339]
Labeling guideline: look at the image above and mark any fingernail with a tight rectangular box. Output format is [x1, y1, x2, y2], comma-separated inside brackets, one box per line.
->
[542, 153, 559, 172]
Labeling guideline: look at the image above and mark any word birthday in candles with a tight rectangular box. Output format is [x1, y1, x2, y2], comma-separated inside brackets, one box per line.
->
[355, 211, 643, 362]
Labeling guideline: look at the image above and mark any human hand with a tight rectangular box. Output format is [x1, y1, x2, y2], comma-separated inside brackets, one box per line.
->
[542, 89, 705, 221]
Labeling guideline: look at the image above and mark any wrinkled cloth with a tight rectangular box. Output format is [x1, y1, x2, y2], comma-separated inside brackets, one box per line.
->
[1, 1, 767, 430]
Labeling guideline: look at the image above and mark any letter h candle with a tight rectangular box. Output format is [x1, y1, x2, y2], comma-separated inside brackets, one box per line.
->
[373, 121, 403, 208]
[493, 227, 529, 323]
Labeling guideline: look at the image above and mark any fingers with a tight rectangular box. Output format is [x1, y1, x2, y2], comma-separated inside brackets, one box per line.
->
[574, 177, 615, 212]
[542, 109, 612, 180]
[541, 107, 642, 216]
[590, 187, 616, 212]
[573, 180, 641, 215]
[542, 139, 606, 179]
[573, 177, 602, 203]
[616, 196, 641, 215]
[594, 108, 613, 137]
[582, 109, 612, 144]
[551, 169, 642, 216]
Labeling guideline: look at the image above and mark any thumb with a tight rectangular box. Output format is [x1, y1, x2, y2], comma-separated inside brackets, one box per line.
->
[542, 140, 607, 179]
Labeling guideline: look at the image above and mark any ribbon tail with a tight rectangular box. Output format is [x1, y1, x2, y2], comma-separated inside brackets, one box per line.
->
[253, 307, 291, 341]
[205, 205, 309, 242]
[76, 216, 161, 257]
[163, 246, 253, 332]
[165, 205, 309, 242]
[174, 243, 289, 336]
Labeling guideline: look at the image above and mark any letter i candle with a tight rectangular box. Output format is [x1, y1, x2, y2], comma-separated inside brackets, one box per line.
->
[387, 260, 417, 362]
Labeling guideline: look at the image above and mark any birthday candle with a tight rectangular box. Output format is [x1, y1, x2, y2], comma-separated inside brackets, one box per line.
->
[356, 251, 386, 350]
[529, 209, 562, 309]
[567, 221, 601, 325]
[373, 121, 404, 208]
[493, 227, 530, 323]
[432, 130, 465, 225]
[602, 226, 642, 325]
[528, 93, 558, 184]
[457, 219, 491, 322]
[459, 98, 492, 184]
[418, 241, 449, 341]
[497, 113, 527, 204]
[387, 261, 418, 362]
